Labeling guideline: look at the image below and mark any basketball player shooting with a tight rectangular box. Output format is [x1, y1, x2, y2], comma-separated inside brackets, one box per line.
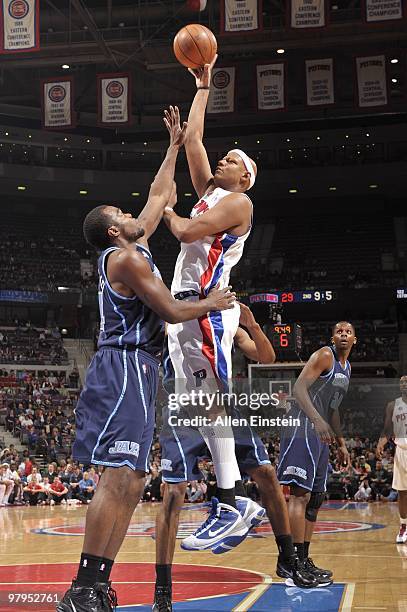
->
[163, 57, 260, 553]
[153, 304, 318, 610]
[376, 375, 407, 544]
[277, 322, 355, 587]
[57, 107, 235, 612]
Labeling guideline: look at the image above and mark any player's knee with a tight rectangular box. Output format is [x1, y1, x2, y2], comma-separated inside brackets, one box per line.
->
[250, 464, 278, 489]
[305, 492, 325, 522]
[100, 466, 144, 500]
[290, 485, 311, 506]
[162, 482, 187, 513]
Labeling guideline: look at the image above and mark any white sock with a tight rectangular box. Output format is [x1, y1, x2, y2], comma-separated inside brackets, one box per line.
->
[400, 516, 407, 524]
[200, 425, 238, 490]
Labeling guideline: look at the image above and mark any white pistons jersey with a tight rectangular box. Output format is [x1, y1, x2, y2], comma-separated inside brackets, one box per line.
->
[393, 397, 407, 450]
[171, 187, 252, 296]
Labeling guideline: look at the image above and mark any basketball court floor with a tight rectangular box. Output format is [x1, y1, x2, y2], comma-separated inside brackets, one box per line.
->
[0, 500, 406, 611]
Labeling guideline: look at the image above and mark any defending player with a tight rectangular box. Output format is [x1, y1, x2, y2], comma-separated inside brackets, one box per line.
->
[57, 108, 235, 612]
[153, 304, 317, 611]
[163, 56, 258, 551]
[376, 375, 407, 544]
[277, 322, 355, 586]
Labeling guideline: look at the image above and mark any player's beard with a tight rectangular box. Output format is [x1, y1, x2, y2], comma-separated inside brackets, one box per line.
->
[128, 226, 145, 242]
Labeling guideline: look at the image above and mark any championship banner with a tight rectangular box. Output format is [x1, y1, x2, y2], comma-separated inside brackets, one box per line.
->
[221, 0, 262, 33]
[207, 67, 235, 113]
[0, 0, 40, 53]
[290, 0, 326, 28]
[365, 0, 403, 22]
[306, 58, 334, 106]
[41, 77, 74, 129]
[356, 55, 387, 108]
[97, 73, 131, 126]
[256, 63, 285, 111]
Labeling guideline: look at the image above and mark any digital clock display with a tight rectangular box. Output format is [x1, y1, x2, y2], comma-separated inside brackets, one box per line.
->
[270, 323, 302, 355]
[249, 291, 334, 304]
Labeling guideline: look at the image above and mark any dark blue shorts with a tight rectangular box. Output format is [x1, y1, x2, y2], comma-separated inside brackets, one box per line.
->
[277, 407, 329, 493]
[73, 347, 159, 472]
[160, 407, 270, 483]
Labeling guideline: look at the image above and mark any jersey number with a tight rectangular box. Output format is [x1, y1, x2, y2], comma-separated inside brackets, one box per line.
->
[330, 391, 342, 411]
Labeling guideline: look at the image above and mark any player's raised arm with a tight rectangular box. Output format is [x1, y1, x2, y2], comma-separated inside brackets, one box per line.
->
[376, 400, 395, 458]
[184, 57, 218, 198]
[111, 249, 235, 324]
[293, 347, 335, 444]
[137, 106, 187, 242]
[163, 191, 251, 243]
[234, 303, 276, 363]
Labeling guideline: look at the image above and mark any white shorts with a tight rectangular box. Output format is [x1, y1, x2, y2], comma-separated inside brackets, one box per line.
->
[167, 298, 240, 394]
[392, 445, 407, 491]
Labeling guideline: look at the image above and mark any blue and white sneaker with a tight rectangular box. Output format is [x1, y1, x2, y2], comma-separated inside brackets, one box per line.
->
[236, 496, 266, 530]
[181, 497, 249, 554]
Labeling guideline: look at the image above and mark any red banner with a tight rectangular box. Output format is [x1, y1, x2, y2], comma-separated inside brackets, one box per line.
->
[0, 0, 40, 53]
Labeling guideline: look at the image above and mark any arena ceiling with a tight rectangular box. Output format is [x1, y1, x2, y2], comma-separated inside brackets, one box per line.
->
[0, 0, 406, 140]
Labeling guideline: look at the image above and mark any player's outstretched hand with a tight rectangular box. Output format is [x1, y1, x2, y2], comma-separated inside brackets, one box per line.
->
[188, 54, 218, 89]
[313, 416, 335, 444]
[163, 105, 187, 148]
[206, 284, 236, 311]
[238, 302, 257, 328]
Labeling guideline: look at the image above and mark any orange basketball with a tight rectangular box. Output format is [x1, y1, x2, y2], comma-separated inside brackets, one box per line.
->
[173, 24, 217, 70]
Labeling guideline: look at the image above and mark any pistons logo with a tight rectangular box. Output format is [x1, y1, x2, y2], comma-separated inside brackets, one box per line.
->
[106, 80, 124, 98]
[48, 85, 66, 103]
[213, 70, 230, 90]
[192, 200, 209, 216]
[8, 0, 29, 19]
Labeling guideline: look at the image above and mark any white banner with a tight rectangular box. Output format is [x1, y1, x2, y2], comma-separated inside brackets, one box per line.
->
[306, 58, 334, 106]
[98, 74, 131, 125]
[291, 0, 325, 28]
[1, 0, 39, 53]
[365, 0, 402, 21]
[208, 67, 235, 113]
[356, 55, 387, 108]
[222, 0, 260, 32]
[256, 63, 285, 110]
[42, 79, 73, 129]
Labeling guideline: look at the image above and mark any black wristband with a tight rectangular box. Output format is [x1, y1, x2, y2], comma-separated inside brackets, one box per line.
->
[197, 86, 210, 90]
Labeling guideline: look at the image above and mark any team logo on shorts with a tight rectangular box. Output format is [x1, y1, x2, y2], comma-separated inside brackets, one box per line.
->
[9, 0, 29, 19]
[161, 459, 173, 471]
[193, 368, 207, 387]
[109, 440, 140, 458]
[283, 465, 307, 479]
[48, 85, 67, 103]
[213, 70, 230, 89]
[106, 80, 124, 98]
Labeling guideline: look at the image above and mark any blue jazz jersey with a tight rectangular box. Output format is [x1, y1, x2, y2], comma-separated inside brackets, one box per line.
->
[277, 346, 351, 492]
[73, 243, 164, 471]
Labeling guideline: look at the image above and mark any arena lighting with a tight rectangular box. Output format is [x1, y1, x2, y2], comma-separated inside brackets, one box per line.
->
[64, 137, 68, 141]
[277, 48, 285, 54]
[286, 138, 290, 142]
[345, 134, 349, 138]
[391, 58, 399, 64]
[316, 136, 321, 140]
[366, 133, 370, 137]
[289, 189, 297, 194]
[256, 140, 260, 144]
[61, 64, 70, 70]
[392, 78, 398, 83]
[329, 187, 337, 191]
[234, 140, 238, 144]
[131, 192, 140, 196]
[184, 193, 192, 197]
[143, 142, 147, 146]
[369, 184, 378, 189]
[86, 138, 90, 143]
[79, 190, 88, 195]
[121, 141, 125, 145]
[28, 134, 32, 139]
[17, 186, 26, 191]
[5, 132, 8, 136]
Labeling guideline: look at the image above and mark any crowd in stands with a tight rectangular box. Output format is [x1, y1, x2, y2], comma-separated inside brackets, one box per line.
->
[0, 325, 69, 365]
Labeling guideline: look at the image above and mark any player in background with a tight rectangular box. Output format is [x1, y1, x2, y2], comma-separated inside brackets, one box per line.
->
[376, 375, 407, 543]
[163, 56, 259, 552]
[277, 322, 355, 586]
[153, 304, 317, 612]
[57, 108, 235, 612]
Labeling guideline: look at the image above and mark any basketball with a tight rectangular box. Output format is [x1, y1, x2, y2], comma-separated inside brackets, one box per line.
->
[173, 24, 217, 69]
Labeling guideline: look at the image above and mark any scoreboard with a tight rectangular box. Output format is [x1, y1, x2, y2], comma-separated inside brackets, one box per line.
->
[269, 323, 302, 360]
[249, 290, 335, 304]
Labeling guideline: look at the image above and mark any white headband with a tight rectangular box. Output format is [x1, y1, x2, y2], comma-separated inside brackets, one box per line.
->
[228, 149, 256, 189]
